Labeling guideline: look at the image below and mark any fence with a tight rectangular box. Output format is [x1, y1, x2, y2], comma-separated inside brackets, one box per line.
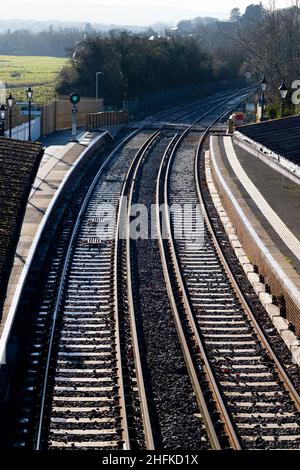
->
[4, 117, 41, 141]
[3, 98, 103, 141]
[87, 110, 129, 129]
[41, 98, 103, 136]
[127, 79, 245, 116]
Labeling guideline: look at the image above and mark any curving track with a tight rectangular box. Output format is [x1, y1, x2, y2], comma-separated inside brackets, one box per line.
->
[4, 87, 298, 451]
[157, 100, 300, 449]
[5, 91, 247, 450]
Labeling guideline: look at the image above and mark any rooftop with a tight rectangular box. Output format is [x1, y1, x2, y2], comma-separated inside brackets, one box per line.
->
[0, 138, 43, 319]
[236, 115, 300, 166]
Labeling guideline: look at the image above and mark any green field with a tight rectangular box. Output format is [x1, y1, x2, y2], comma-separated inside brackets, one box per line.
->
[0, 55, 67, 104]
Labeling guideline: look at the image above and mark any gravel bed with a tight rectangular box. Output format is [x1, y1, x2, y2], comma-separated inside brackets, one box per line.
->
[131, 132, 209, 450]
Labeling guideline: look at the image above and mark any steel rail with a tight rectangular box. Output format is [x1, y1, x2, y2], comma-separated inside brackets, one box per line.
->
[161, 137, 241, 450]
[195, 126, 300, 416]
[34, 128, 142, 450]
[141, 87, 249, 126]
[33, 87, 255, 450]
[156, 90, 258, 450]
[114, 89, 254, 449]
[115, 131, 160, 450]
[156, 135, 222, 450]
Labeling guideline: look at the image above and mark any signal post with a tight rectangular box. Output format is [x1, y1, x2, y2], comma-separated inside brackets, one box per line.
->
[69, 93, 81, 142]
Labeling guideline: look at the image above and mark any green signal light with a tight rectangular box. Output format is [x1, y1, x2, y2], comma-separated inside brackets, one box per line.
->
[69, 93, 81, 105]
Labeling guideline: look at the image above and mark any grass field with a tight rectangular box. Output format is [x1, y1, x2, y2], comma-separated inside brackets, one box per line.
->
[0, 55, 67, 104]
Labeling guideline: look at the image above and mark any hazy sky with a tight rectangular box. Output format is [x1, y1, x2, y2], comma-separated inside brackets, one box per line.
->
[1, 0, 292, 25]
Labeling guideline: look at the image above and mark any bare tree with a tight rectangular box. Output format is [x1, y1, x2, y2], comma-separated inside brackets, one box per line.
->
[232, 1, 300, 91]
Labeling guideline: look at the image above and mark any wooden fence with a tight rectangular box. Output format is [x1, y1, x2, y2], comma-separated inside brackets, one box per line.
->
[86, 110, 129, 129]
[41, 98, 103, 136]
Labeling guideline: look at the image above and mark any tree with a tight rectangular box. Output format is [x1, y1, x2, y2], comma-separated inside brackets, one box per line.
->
[242, 3, 265, 22]
[230, 7, 241, 22]
[55, 32, 219, 107]
[57, 35, 124, 105]
[230, 1, 300, 116]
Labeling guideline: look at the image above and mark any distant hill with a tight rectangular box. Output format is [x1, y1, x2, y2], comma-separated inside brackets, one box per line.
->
[0, 19, 171, 34]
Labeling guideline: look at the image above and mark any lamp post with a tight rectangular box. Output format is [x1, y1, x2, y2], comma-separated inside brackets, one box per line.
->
[96, 72, 103, 100]
[278, 82, 288, 118]
[123, 77, 129, 111]
[260, 76, 268, 121]
[6, 92, 14, 138]
[26, 86, 33, 141]
[0, 104, 6, 137]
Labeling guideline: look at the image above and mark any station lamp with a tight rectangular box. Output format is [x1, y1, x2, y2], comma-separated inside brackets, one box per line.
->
[26, 86, 33, 141]
[278, 82, 288, 99]
[260, 76, 268, 121]
[260, 76, 268, 92]
[278, 82, 288, 118]
[26, 86, 33, 100]
[0, 104, 6, 137]
[0, 104, 6, 121]
[7, 92, 14, 108]
[6, 93, 14, 138]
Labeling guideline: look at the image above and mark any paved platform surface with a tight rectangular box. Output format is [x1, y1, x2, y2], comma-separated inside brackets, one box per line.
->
[236, 115, 300, 166]
[231, 140, 300, 260]
[0, 130, 99, 335]
[212, 134, 300, 287]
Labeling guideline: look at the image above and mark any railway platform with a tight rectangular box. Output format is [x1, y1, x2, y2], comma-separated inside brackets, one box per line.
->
[210, 133, 300, 364]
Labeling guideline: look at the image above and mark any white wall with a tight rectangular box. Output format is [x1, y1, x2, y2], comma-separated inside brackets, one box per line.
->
[5, 117, 41, 141]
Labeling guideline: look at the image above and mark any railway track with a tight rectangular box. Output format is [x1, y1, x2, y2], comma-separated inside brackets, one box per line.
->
[157, 102, 300, 449]
[36, 131, 159, 450]
[125, 130, 212, 449]
[6, 130, 156, 450]
[114, 90, 255, 449]
[6, 87, 297, 451]
[3, 93, 220, 449]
